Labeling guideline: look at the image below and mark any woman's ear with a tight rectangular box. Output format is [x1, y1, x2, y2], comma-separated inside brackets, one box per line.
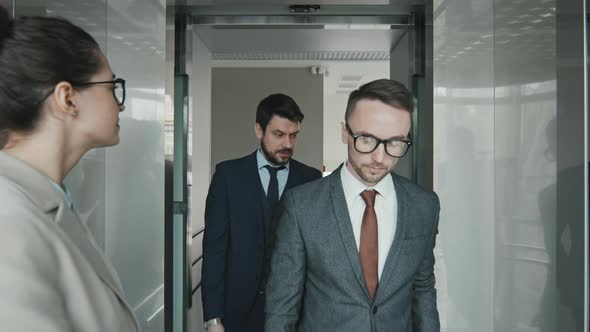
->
[51, 81, 79, 119]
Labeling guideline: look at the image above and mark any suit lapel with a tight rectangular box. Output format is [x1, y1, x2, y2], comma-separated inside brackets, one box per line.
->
[328, 167, 372, 300]
[246, 151, 267, 203]
[284, 161, 298, 192]
[245, 152, 268, 243]
[55, 203, 139, 329]
[375, 173, 410, 301]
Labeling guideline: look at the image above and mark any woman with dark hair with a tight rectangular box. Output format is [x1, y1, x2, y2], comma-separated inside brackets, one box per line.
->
[0, 6, 138, 332]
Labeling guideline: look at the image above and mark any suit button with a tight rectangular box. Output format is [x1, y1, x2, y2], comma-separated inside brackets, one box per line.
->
[373, 306, 378, 314]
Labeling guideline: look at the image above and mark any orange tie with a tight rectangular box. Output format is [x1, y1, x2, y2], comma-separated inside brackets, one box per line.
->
[360, 190, 378, 300]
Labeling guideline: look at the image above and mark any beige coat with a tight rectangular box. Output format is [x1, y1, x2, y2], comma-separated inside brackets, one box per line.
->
[0, 152, 139, 332]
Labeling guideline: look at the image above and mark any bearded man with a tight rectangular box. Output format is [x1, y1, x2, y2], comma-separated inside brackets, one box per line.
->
[201, 93, 321, 332]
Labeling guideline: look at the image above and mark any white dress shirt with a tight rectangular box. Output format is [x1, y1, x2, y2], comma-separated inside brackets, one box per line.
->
[340, 163, 397, 280]
[257, 148, 290, 198]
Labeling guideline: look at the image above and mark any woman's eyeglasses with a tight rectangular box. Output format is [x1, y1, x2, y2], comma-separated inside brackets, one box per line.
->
[37, 78, 126, 106]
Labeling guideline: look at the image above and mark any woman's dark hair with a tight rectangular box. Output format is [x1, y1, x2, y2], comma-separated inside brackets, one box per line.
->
[344, 79, 414, 123]
[0, 6, 103, 147]
[256, 93, 304, 132]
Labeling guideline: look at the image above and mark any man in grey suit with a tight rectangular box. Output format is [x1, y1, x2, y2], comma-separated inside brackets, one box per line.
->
[265, 79, 440, 332]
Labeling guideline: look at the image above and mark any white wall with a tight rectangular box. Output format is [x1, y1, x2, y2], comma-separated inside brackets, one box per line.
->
[189, 29, 212, 236]
[188, 29, 212, 332]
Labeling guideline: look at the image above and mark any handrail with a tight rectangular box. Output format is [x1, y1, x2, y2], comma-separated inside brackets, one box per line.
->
[191, 283, 201, 295]
[192, 227, 205, 239]
[192, 255, 202, 267]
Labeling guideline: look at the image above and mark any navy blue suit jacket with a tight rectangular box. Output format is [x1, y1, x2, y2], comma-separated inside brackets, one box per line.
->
[201, 151, 321, 330]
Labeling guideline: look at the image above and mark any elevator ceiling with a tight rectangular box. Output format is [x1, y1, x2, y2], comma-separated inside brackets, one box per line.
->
[182, 3, 412, 60]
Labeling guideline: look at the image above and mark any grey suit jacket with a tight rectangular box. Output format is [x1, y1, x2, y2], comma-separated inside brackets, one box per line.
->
[0, 152, 139, 332]
[265, 166, 440, 332]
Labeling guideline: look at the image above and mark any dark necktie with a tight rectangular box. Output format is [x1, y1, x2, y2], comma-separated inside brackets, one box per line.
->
[264, 165, 285, 206]
[360, 190, 379, 300]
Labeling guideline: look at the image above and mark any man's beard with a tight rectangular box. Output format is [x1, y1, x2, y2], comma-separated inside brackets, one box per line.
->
[261, 139, 292, 165]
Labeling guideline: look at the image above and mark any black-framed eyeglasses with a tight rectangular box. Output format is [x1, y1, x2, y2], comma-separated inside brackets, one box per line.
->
[37, 78, 126, 106]
[345, 123, 412, 158]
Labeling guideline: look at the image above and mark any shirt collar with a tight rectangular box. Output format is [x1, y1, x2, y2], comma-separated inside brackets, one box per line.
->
[341, 161, 394, 199]
[257, 148, 290, 171]
[48, 179, 75, 209]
